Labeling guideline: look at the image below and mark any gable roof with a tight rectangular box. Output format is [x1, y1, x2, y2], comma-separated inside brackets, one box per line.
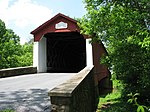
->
[31, 13, 77, 35]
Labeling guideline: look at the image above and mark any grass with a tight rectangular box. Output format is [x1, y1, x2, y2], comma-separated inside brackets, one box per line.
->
[0, 110, 15, 112]
[96, 80, 135, 112]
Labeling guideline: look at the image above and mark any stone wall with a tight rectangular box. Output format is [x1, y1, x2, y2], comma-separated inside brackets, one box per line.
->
[49, 66, 99, 112]
[0, 66, 37, 78]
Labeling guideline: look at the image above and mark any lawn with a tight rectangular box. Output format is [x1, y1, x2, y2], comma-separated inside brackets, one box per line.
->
[96, 80, 136, 112]
[0, 110, 14, 112]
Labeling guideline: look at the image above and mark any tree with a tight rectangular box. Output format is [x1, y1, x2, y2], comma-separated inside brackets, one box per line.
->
[80, 0, 150, 105]
[0, 20, 22, 69]
[0, 19, 33, 69]
[17, 42, 33, 67]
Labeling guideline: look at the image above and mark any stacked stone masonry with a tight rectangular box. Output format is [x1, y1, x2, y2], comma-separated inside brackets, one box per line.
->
[49, 66, 99, 112]
[0, 66, 37, 78]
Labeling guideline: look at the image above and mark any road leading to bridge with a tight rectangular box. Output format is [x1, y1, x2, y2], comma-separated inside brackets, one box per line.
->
[0, 73, 76, 112]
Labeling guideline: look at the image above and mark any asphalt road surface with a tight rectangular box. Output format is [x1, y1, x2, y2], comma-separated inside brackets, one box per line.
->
[0, 73, 76, 112]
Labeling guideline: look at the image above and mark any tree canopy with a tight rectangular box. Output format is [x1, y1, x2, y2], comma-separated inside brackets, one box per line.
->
[0, 19, 33, 69]
[81, 0, 150, 105]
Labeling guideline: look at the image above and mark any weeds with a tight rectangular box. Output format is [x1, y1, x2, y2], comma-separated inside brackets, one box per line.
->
[127, 93, 149, 112]
[0, 110, 15, 112]
[97, 80, 134, 112]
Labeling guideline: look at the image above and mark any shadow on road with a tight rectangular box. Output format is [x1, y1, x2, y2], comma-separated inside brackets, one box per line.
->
[0, 89, 51, 112]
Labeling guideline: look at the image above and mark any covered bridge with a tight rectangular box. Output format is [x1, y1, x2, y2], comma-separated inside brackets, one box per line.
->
[31, 13, 112, 92]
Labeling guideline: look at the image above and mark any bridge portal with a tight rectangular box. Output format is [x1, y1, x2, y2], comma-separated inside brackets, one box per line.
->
[31, 13, 112, 92]
[31, 13, 93, 73]
[45, 32, 86, 73]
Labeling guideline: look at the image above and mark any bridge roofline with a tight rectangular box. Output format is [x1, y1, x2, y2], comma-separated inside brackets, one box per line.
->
[31, 13, 80, 42]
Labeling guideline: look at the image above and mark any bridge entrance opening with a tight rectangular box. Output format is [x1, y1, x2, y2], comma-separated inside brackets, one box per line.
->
[45, 32, 86, 73]
[31, 13, 112, 97]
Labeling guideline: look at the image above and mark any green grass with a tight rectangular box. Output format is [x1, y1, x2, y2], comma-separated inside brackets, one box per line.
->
[96, 80, 134, 112]
[0, 110, 15, 112]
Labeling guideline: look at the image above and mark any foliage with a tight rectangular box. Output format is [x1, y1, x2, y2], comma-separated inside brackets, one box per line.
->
[0, 19, 33, 69]
[81, 0, 150, 105]
[128, 93, 149, 112]
[17, 42, 33, 66]
[0, 110, 15, 112]
[0, 20, 21, 69]
[97, 80, 134, 112]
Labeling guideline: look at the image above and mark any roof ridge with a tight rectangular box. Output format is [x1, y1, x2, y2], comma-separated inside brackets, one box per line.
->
[31, 13, 77, 34]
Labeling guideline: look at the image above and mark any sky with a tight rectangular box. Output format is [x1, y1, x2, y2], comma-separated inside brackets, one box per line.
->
[0, 0, 86, 44]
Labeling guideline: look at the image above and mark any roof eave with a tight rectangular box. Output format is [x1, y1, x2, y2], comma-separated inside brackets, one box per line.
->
[30, 13, 77, 35]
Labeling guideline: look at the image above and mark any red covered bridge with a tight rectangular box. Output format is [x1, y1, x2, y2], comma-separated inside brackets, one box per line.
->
[31, 13, 112, 92]
[0, 13, 112, 112]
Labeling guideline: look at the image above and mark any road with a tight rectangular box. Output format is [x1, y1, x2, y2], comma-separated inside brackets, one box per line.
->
[0, 73, 76, 112]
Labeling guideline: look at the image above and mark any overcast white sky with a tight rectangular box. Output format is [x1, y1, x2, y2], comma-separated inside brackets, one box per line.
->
[0, 0, 86, 44]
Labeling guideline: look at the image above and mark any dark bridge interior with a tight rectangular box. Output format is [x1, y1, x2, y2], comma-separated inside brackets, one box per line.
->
[45, 32, 86, 73]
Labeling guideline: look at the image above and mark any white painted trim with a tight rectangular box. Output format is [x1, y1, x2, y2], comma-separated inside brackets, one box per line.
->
[33, 42, 39, 67]
[33, 36, 93, 72]
[55, 21, 68, 29]
[38, 37, 47, 72]
[33, 37, 47, 73]
[86, 39, 93, 66]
